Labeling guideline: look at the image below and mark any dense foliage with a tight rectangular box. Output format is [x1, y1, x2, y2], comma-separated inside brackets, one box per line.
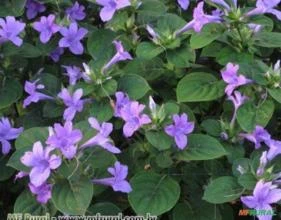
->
[0, 0, 281, 219]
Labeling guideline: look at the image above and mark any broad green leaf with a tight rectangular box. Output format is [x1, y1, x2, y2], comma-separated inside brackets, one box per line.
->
[0, 156, 15, 181]
[0, 79, 22, 110]
[137, 0, 167, 24]
[167, 44, 195, 68]
[145, 131, 172, 151]
[237, 100, 274, 132]
[254, 32, 281, 48]
[15, 127, 48, 149]
[238, 173, 256, 190]
[172, 203, 195, 220]
[87, 29, 116, 61]
[52, 175, 93, 215]
[136, 42, 164, 60]
[128, 172, 180, 216]
[0, 0, 27, 17]
[177, 134, 227, 161]
[177, 72, 225, 102]
[268, 88, 281, 104]
[14, 190, 57, 215]
[190, 23, 225, 49]
[118, 74, 150, 100]
[203, 176, 243, 204]
[89, 99, 113, 122]
[201, 119, 222, 137]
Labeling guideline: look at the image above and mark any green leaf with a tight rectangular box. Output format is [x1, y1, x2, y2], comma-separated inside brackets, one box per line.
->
[177, 134, 227, 161]
[14, 190, 57, 215]
[254, 32, 281, 48]
[268, 88, 281, 104]
[190, 23, 225, 49]
[0, 0, 27, 17]
[237, 100, 274, 132]
[118, 74, 150, 100]
[15, 127, 48, 149]
[0, 78, 22, 110]
[87, 29, 116, 61]
[201, 119, 222, 137]
[52, 175, 93, 215]
[136, 42, 164, 60]
[145, 131, 172, 151]
[172, 203, 195, 220]
[89, 99, 113, 122]
[128, 172, 180, 216]
[238, 173, 256, 190]
[137, 0, 167, 24]
[3, 43, 42, 58]
[167, 44, 195, 68]
[203, 176, 243, 204]
[157, 13, 186, 33]
[43, 102, 64, 118]
[177, 72, 225, 102]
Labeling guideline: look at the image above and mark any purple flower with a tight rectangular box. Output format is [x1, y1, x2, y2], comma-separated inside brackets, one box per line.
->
[257, 151, 268, 176]
[241, 180, 281, 219]
[240, 125, 271, 149]
[46, 121, 82, 159]
[96, 0, 131, 22]
[25, 0, 46, 20]
[165, 113, 195, 150]
[92, 161, 132, 193]
[33, 14, 60, 44]
[114, 91, 131, 117]
[120, 101, 152, 138]
[228, 91, 248, 126]
[59, 22, 88, 55]
[21, 141, 61, 187]
[246, 0, 281, 21]
[265, 139, 281, 161]
[66, 1, 86, 21]
[221, 63, 252, 96]
[23, 80, 54, 108]
[29, 182, 52, 204]
[81, 117, 121, 154]
[0, 118, 23, 155]
[50, 47, 64, 62]
[248, 23, 263, 33]
[146, 25, 160, 43]
[177, 0, 190, 10]
[175, 2, 222, 35]
[14, 171, 28, 181]
[102, 40, 133, 73]
[0, 16, 25, 46]
[63, 65, 83, 85]
[58, 88, 85, 121]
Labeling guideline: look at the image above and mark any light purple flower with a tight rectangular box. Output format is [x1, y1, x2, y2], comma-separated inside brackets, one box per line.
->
[114, 91, 131, 117]
[50, 47, 64, 62]
[29, 182, 52, 204]
[15, 171, 28, 181]
[248, 23, 263, 33]
[0, 16, 25, 46]
[228, 91, 248, 126]
[46, 121, 82, 159]
[120, 101, 152, 138]
[25, 0, 46, 20]
[146, 25, 160, 43]
[246, 0, 281, 21]
[165, 113, 195, 150]
[92, 161, 132, 193]
[81, 117, 121, 153]
[33, 14, 60, 44]
[175, 2, 222, 35]
[0, 118, 23, 155]
[265, 139, 281, 161]
[257, 151, 268, 176]
[66, 1, 86, 21]
[102, 40, 133, 73]
[221, 63, 252, 96]
[23, 80, 54, 108]
[96, 0, 131, 22]
[177, 0, 190, 10]
[63, 65, 83, 85]
[241, 180, 281, 220]
[58, 88, 85, 121]
[59, 22, 88, 55]
[21, 141, 61, 187]
[240, 125, 271, 149]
